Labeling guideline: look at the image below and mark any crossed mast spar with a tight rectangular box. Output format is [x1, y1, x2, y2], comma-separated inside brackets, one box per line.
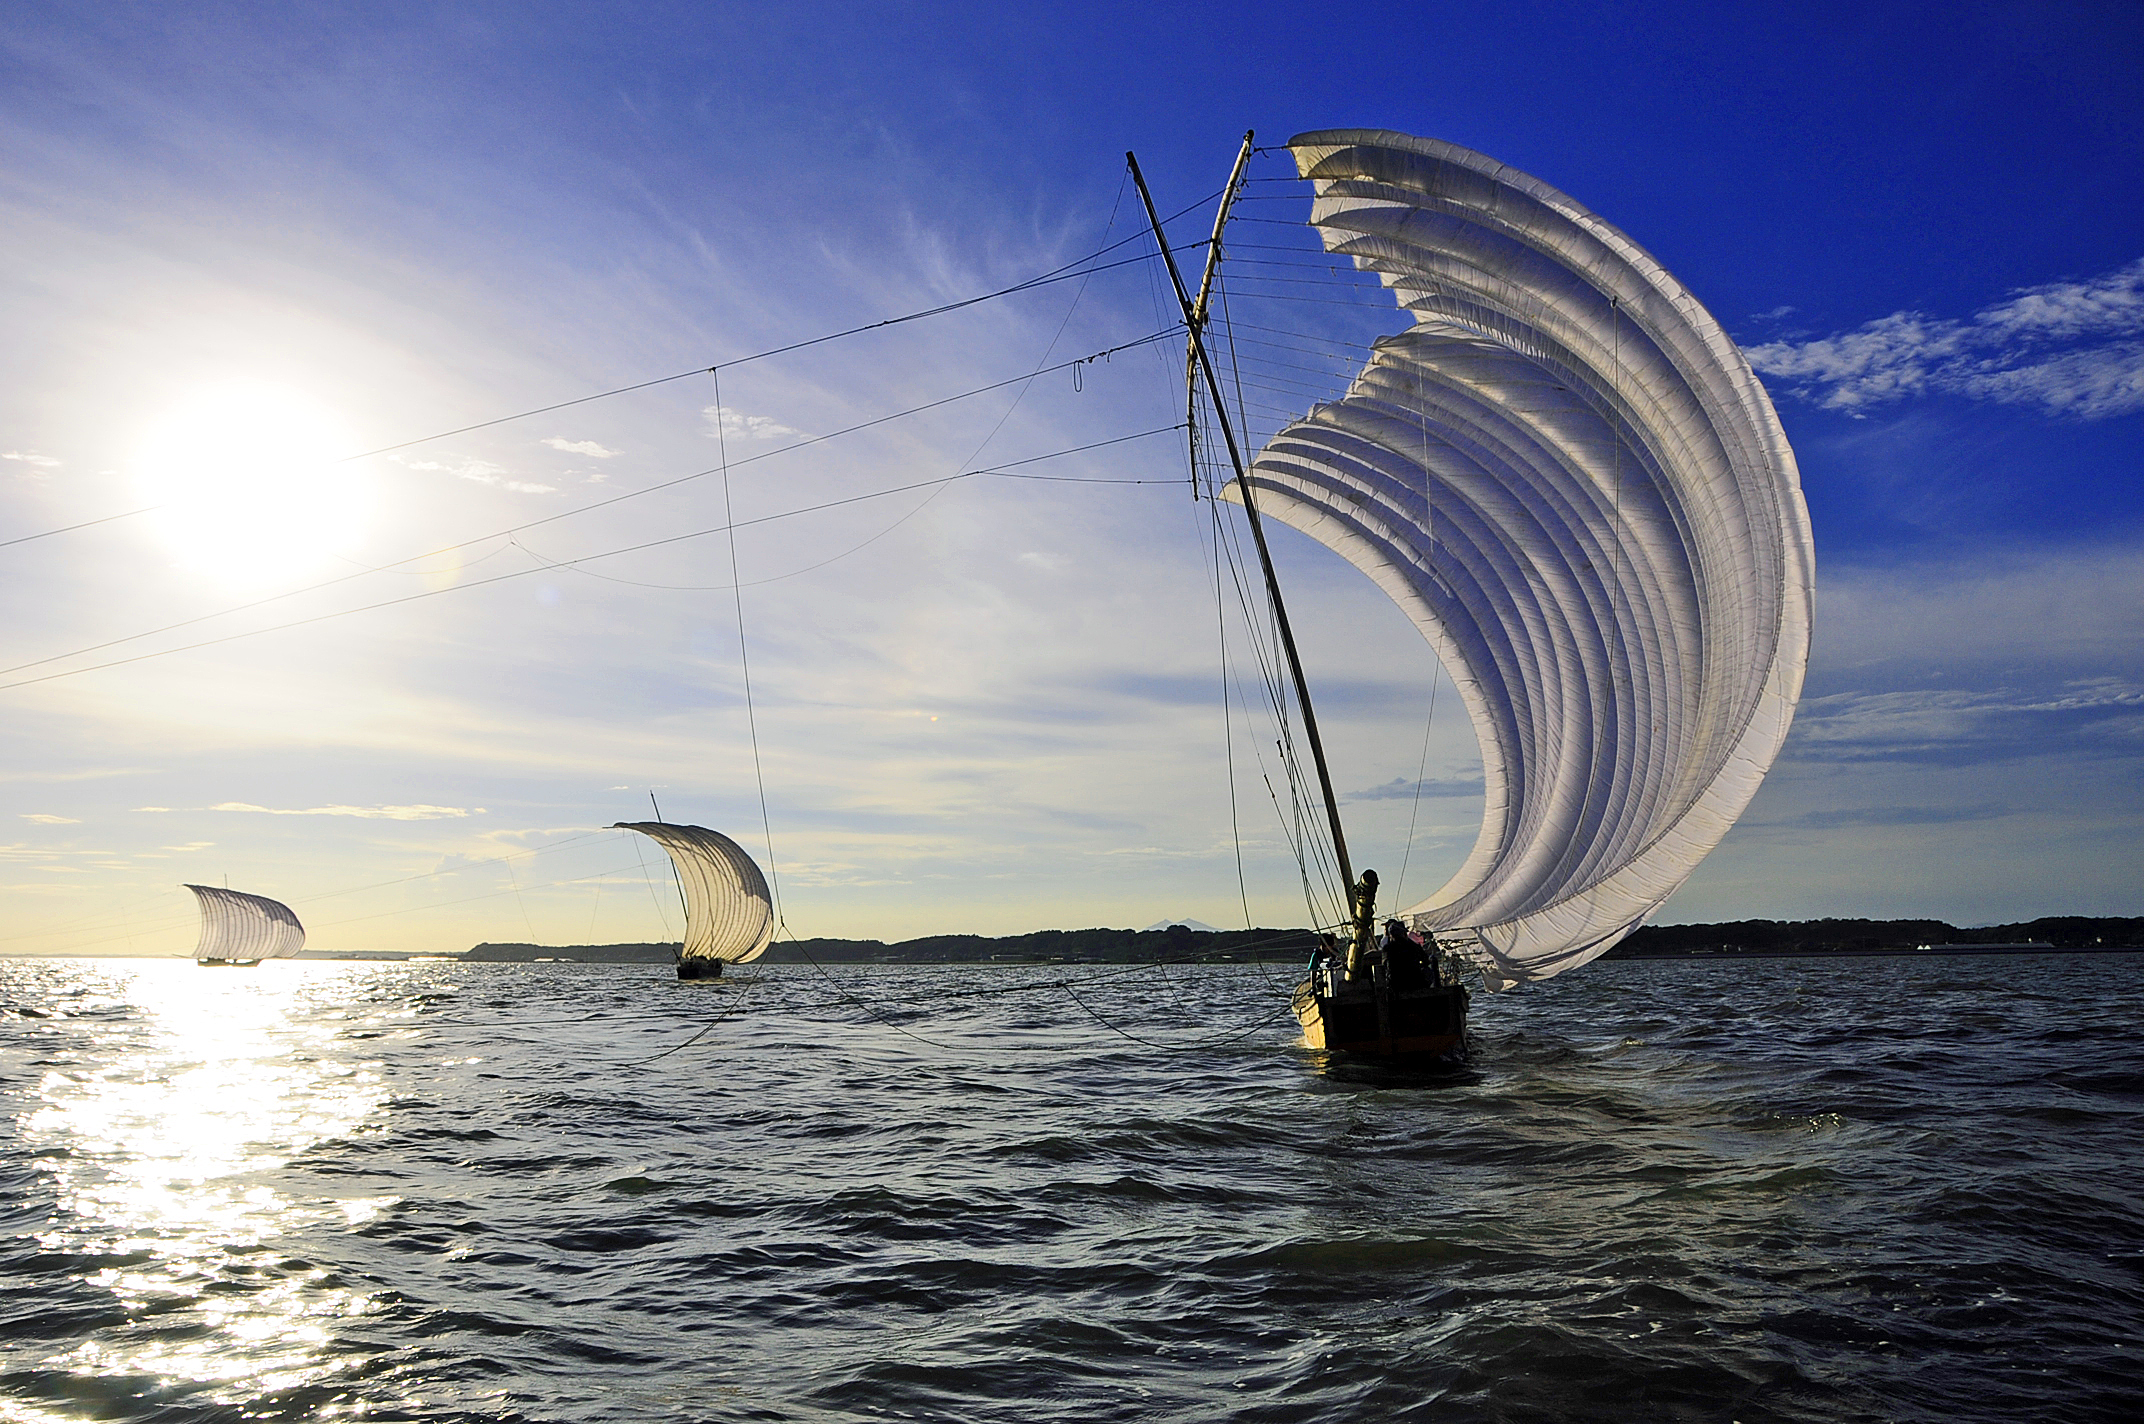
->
[1126, 135, 1369, 958]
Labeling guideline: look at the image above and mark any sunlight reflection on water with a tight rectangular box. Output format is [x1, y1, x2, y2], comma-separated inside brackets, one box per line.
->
[4, 955, 2139, 1423]
[20, 961, 388, 1402]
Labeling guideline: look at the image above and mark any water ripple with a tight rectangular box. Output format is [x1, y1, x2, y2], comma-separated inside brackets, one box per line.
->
[2, 954, 2139, 1421]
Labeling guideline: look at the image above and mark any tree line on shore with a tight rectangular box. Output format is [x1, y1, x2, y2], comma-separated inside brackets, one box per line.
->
[464, 916, 2139, 965]
[1604, 915, 2142, 958]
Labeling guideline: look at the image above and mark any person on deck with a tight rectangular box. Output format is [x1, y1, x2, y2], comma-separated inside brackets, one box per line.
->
[1311, 933, 1341, 992]
[1384, 918, 1433, 990]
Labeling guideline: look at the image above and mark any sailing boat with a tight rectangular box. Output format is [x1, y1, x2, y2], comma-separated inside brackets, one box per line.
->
[185, 883, 306, 967]
[612, 821, 776, 980]
[1131, 130, 1813, 1058]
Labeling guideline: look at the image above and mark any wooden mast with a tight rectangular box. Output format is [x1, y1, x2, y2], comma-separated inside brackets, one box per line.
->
[1127, 139, 1358, 914]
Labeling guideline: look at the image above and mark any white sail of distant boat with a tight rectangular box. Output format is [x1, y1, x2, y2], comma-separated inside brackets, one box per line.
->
[1235, 130, 1815, 990]
[612, 822, 775, 978]
[184, 884, 305, 965]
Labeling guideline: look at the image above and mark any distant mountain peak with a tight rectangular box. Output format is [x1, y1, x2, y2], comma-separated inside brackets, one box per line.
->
[1142, 918, 1221, 933]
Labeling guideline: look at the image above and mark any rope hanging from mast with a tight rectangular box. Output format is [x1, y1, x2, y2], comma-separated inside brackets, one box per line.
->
[1126, 138, 1359, 924]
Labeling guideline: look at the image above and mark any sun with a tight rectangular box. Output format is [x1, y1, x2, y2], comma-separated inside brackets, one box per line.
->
[134, 382, 370, 588]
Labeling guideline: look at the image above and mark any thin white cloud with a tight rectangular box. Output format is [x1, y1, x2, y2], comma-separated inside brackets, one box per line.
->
[0, 843, 117, 861]
[1790, 678, 2144, 765]
[475, 825, 590, 845]
[0, 767, 150, 784]
[211, 802, 485, 820]
[541, 437, 619, 458]
[703, 405, 799, 440]
[391, 452, 556, 495]
[3, 449, 61, 468]
[19, 813, 79, 824]
[1744, 257, 2144, 419]
[133, 806, 172, 813]
[1344, 775, 1484, 802]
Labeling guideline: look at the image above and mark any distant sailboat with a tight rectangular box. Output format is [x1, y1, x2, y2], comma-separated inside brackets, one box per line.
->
[185, 884, 305, 967]
[1133, 129, 1813, 1059]
[611, 822, 775, 980]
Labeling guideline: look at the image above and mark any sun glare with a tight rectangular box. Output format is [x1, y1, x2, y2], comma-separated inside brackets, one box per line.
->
[135, 382, 369, 588]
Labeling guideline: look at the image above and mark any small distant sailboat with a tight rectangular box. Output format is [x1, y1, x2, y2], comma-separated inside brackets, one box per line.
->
[1129, 129, 1811, 1060]
[185, 884, 305, 967]
[612, 822, 775, 980]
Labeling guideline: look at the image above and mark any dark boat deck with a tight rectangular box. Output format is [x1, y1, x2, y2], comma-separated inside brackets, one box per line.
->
[1294, 974, 1468, 1059]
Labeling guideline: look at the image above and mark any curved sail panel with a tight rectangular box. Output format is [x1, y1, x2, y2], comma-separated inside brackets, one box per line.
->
[612, 822, 776, 964]
[184, 884, 306, 962]
[1240, 130, 1814, 987]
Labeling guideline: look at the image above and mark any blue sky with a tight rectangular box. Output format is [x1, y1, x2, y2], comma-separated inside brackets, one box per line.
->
[2, 1, 2138, 955]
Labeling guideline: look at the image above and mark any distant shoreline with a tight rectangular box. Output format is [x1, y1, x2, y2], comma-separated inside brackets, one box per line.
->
[447, 916, 2142, 965]
[17, 916, 2138, 963]
[10, 944, 2138, 963]
[1602, 942, 2141, 961]
[438, 944, 2144, 965]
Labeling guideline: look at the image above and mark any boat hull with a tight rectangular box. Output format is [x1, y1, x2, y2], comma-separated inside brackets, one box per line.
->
[676, 958, 724, 981]
[1293, 978, 1467, 1060]
[195, 959, 261, 968]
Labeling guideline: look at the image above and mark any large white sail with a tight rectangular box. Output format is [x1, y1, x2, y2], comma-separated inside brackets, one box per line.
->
[184, 884, 306, 962]
[612, 822, 776, 964]
[1240, 130, 1814, 988]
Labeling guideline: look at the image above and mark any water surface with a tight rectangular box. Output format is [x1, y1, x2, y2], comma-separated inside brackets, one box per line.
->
[3, 954, 2138, 1422]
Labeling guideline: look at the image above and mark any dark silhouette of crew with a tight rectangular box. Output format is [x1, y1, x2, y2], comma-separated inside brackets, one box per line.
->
[1383, 918, 1437, 990]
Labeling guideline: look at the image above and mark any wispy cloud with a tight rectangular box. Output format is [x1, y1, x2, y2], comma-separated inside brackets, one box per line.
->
[3, 449, 61, 469]
[703, 405, 799, 441]
[1791, 678, 2144, 765]
[19, 813, 79, 824]
[211, 802, 486, 820]
[1345, 775, 1485, 802]
[391, 452, 556, 495]
[1744, 257, 2144, 418]
[0, 842, 117, 862]
[1760, 804, 2011, 830]
[0, 767, 150, 785]
[540, 437, 619, 458]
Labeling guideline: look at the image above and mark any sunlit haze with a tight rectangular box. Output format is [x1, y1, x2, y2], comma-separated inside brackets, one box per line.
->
[133, 382, 366, 588]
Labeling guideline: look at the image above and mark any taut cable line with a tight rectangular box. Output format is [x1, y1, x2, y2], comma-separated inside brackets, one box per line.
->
[512, 426, 1183, 593]
[1, 331, 1178, 691]
[0, 201, 1226, 557]
[0, 507, 160, 551]
[1128, 146, 1356, 908]
[714, 364, 784, 929]
[338, 241, 1190, 463]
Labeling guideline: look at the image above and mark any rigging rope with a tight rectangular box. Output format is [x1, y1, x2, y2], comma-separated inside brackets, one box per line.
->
[773, 935, 1307, 1056]
[1391, 355, 1445, 906]
[0, 331, 1178, 692]
[629, 814, 677, 942]
[677, 170, 1133, 962]
[714, 365, 785, 929]
[341, 228, 1220, 464]
[0, 506, 159, 551]
[2, 190, 1229, 561]
[622, 974, 765, 1066]
[509, 425, 1183, 592]
[1195, 403, 1337, 930]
